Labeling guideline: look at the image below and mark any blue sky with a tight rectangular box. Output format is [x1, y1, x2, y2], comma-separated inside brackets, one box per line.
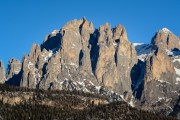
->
[0, 0, 180, 67]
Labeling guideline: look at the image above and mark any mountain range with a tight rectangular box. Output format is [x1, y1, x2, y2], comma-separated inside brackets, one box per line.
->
[1, 17, 180, 118]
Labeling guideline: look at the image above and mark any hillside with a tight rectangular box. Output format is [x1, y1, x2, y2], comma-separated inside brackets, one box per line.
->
[0, 84, 176, 120]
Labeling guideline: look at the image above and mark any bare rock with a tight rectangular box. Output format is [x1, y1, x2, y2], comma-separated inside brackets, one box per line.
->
[115, 25, 138, 97]
[145, 48, 175, 82]
[95, 23, 116, 87]
[95, 23, 138, 99]
[143, 47, 177, 106]
[39, 51, 61, 90]
[151, 28, 180, 50]
[79, 17, 94, 75]
[29, 43, 41, 63]
[6, 58, 21, 80]
[60, 19, 84, 67]
[0, 60, 5, 83]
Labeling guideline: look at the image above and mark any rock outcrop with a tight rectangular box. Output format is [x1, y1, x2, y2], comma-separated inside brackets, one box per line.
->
[135, 28, 180, 115]
[0, 60, 5, 83]
[2, 18, 180, 117]
[114, 25, 138, 97]
[145, 47, 175, 82]
[151, 28, 180, 50]
[20, 44, 53, 88]
[95, 23, 138, 99]
[143, 48, 177, 100]
[0, 18, 138, 101]
[6, 58, 21, 80]
[60, 17, 94, 72]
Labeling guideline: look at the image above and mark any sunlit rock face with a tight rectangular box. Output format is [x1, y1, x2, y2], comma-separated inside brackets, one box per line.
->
[1, 18, 138, 102]
[151, 28, 180, 50]
[3, 18, 180, 117]
[134, 28, 180, 116]
[0, 60, 5, 83]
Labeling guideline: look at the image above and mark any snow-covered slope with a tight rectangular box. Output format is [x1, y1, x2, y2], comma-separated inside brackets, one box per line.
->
[133, 43, 154, 61]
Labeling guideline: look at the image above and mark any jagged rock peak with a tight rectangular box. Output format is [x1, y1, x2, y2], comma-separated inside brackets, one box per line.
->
[159, 28, 172, 34]
[6, 58, 21, 80]
[113, 24, 128, 41]
[60, 17, 94, 65]
[151, 27, 180, 50]
[0, 60, 5, 83]
[61, 17, 94, 34]
[149, 47, 175, 80]
[29, 43, 41, 63]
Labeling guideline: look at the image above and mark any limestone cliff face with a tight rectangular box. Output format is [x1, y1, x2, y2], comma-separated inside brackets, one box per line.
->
[139, 29, 180, 114]
[60, 19, 84, 66]
[0, 60, 5, 83]
[78, 18, 94, 75]
[143, 28, 179, 96]
[95, 23, 116, 87]
[2, 18, 180, 117]
[151, 28, 180, 50]
[29, 43, 41, 63]
[143, 48, 177, 100]
[20, 44, 53, 88]
[95, 23, 138, 98]
[39, 51, 61, 90]
[6, 58, 21, 80]
[115, 25, 138, 95]
[145, 48, 175, 82]
[2, 18, 138, 101]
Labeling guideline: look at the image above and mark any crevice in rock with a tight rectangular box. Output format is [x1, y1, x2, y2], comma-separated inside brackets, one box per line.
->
[114, 51, 118, 66]
[27, 72, 30, 88]
[79, 50, 84, 66]
[131, 60, 145, 100]
[114, 39, 120, 66]
[41, 63, 48, 79]
[167, 34, 170, 46]
[90, 30, 99, 74]
[79, 19, 86, 36]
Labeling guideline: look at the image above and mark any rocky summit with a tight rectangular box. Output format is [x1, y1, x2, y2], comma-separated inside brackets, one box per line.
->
[1, 18, 180, 118]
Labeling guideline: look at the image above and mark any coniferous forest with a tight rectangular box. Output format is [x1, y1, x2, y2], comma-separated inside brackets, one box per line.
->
[0, 84, 177, 120]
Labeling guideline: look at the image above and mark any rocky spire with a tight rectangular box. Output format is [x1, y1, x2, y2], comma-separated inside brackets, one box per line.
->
[60, 17, 94, 73]
[0, 60, 5, 83]
[151, 28, 180, 50]
[29, 43, 41, 64]
[6, 58, 21, 80]
[95, 23, 138, 99]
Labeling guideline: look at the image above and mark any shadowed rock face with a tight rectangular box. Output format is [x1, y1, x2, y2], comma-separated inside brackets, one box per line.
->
[5, 58, 22, 86]
[41, 30, 62, 51]
[0, 60, 5, 83]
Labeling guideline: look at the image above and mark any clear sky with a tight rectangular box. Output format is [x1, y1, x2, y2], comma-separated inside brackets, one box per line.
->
[0, 0, 180, 68]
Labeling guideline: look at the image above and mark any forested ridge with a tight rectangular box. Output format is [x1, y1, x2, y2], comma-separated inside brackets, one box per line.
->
[0, 84, 176, 120]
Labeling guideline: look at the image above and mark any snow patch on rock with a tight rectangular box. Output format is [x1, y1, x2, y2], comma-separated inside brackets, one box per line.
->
[174, 67, 180, 76]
